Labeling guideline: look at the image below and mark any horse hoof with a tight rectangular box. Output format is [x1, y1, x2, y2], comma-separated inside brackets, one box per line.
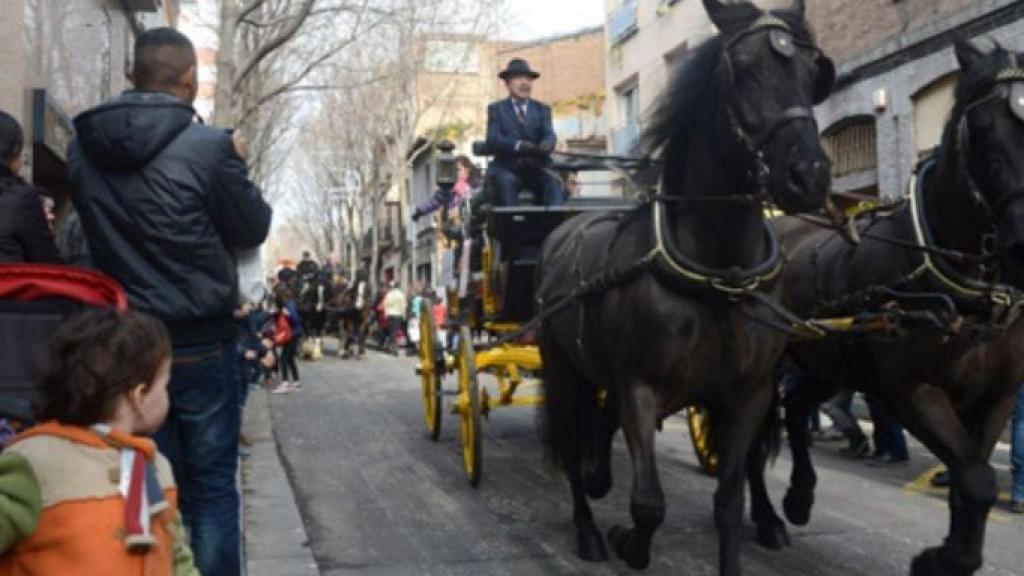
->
[577, 525, 608, 562]
[910, 548, 942, 576]
[783, 488, 813, 526]
[911, 547, 977, 576]
[584, 471, 612, 500]
[756, 523, 791, 550]
[608, 525, 650, 570]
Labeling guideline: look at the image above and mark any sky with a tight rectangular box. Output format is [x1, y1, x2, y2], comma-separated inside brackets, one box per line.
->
[503, 0, 605, 42]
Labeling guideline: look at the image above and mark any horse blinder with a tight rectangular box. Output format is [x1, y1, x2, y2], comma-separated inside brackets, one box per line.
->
[1009, 82, 1024, 123]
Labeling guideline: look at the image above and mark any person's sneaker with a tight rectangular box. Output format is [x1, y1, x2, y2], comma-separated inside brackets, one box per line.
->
[288, 381, 304, 392]
[930, 470, 951, 488]
[271, 382, 293, 394]
[839, 438, 871, 459]
[867, 453, 909, 467]
[813, 428, 846, 442]
[1009, 500, 1024, 514]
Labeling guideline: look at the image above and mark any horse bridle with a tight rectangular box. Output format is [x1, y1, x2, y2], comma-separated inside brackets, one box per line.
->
[719, 14, 835, 201]
[956, 52, 1024, 219]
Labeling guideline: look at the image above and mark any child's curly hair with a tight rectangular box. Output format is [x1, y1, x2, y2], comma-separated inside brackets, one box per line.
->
[38, 308, 171, 426]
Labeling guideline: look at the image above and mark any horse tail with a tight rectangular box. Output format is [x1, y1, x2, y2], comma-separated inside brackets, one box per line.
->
[540, 327, 597, 470]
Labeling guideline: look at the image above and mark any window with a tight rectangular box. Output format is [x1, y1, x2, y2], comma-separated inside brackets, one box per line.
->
[608, 0, 638, 46]
[823, 119, 877, 178]
[913, 74, 958, 157]
[613, 83, 640, 154]
[619, 84, 639, 127]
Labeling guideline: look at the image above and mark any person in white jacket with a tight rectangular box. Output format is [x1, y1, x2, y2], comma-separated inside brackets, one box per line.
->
[382, 282, 408, 355]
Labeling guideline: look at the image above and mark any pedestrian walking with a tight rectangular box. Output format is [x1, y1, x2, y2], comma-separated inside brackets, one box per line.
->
[1011, 385, 1024, 513]
[383, 282, 407, 355]
[824, 391, 871, 458]
[67, 28, 271, 575]
[0, 110, 61, 264]
[865, 394, 909, 465]
[0, 308, 198, 575]
[272, 288, 303, 393]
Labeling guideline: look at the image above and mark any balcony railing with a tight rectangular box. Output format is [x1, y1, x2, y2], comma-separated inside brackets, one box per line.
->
[608, 0, 638, 46]
[611, 122, 640, 155]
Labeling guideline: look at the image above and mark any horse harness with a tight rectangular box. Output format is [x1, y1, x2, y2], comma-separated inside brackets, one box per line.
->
[717, 14, 835, 199]
[800, 156, 1024, 341]
[957, 52, 1024, 217]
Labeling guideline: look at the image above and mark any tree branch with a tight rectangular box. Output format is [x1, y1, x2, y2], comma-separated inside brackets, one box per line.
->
[235, 0, 270, 25]
[232, 0, 316, 93]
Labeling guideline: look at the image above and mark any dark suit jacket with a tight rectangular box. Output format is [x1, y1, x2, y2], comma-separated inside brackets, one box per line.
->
[485, 98, 557, 171]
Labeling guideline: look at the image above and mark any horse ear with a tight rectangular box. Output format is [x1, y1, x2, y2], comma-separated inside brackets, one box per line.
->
[789, 0, 805, 17]
[954, 40, 985, 71]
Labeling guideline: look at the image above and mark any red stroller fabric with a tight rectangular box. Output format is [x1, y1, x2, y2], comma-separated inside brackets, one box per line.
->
[0, 264, 127, 422]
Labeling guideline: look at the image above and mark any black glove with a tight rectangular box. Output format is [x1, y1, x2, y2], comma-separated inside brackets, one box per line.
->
[412, 208, 423, 222]
[517, 141, 542, 156]
[539, 141, 555, 155]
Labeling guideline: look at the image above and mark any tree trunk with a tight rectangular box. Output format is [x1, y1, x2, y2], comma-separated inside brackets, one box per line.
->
[213, 0, 238, 127]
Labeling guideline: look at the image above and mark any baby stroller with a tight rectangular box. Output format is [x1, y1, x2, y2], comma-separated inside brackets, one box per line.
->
[0, 264, 127, 444]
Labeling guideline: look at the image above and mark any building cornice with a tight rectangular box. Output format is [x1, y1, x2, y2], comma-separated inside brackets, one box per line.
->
[836, 0, 1024, 89]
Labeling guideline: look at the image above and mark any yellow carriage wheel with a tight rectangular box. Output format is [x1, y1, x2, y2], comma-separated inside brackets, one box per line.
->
[418, 301, 442, 441]
[457, 326, 482, 487]
[687, 406, 719, 476]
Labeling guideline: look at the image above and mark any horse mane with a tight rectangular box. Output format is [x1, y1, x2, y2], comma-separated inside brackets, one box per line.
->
[642, 8, 817, 182]
[938, 47, 1019, 159]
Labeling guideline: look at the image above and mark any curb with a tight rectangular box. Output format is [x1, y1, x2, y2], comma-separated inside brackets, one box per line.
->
[242, 387, 320, 576]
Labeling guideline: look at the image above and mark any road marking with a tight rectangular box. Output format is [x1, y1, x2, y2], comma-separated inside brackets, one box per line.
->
[903, 465, 1015, 524]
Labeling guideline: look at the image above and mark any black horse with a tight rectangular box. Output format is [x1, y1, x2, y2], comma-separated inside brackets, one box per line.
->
[537, 1, 833, 574]
[747, 41, 1024, 576]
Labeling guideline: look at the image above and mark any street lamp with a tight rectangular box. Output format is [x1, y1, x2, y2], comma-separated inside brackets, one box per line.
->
[435, 139, 457, 191]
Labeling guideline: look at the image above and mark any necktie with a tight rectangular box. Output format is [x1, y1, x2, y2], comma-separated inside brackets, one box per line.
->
[515, 102, 526, 123]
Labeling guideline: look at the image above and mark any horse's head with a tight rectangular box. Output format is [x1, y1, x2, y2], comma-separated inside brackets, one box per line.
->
[952, 41, 1024, 286]
[704, 0, 833, 213]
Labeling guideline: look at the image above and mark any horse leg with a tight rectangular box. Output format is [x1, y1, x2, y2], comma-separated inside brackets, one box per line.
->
[782, 378, 828, 526]
[567, 442, 609, 562]
[608, 383, 664, 570]
[714, 381, 774, 576]
[585, 401, 618, 500]
[895, 385, 1000, 576]
[747, 393, 790, 550]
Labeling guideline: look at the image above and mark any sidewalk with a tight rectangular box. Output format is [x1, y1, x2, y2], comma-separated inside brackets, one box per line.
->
[242, 386, 319, 576]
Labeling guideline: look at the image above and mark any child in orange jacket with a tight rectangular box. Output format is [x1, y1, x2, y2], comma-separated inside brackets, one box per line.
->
[0, 308, 197, 575]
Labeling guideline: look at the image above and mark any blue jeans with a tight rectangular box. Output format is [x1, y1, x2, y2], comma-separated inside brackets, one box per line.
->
[866, 394, 908, 460]
[155, 341, 241, 576]
[1012, 386, 1024, 502]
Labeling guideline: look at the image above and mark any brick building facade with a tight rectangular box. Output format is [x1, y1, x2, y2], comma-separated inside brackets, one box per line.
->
[603, 0, 1024, 202]
[809, 0, 1024, 202]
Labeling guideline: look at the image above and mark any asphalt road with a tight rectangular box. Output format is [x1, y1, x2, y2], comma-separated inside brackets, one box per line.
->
[267, 351, 1024, 576]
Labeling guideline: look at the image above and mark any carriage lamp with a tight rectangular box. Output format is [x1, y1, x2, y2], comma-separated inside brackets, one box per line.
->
[436, 140, 457, 191]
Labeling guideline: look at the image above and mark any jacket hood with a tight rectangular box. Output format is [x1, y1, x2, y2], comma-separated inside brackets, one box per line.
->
[73, 91, 195, 172]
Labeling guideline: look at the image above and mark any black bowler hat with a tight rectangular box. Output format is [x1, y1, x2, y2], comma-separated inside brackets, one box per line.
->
[498, 58, 541, 80]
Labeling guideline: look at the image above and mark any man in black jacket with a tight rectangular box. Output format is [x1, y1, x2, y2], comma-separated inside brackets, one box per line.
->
[485, 59, 564, 207]
[68, 28, 271, 575]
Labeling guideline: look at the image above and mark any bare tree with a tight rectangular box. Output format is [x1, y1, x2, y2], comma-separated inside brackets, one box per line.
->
[290, 0, 504, 290]
[211, 0, 391, 188]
